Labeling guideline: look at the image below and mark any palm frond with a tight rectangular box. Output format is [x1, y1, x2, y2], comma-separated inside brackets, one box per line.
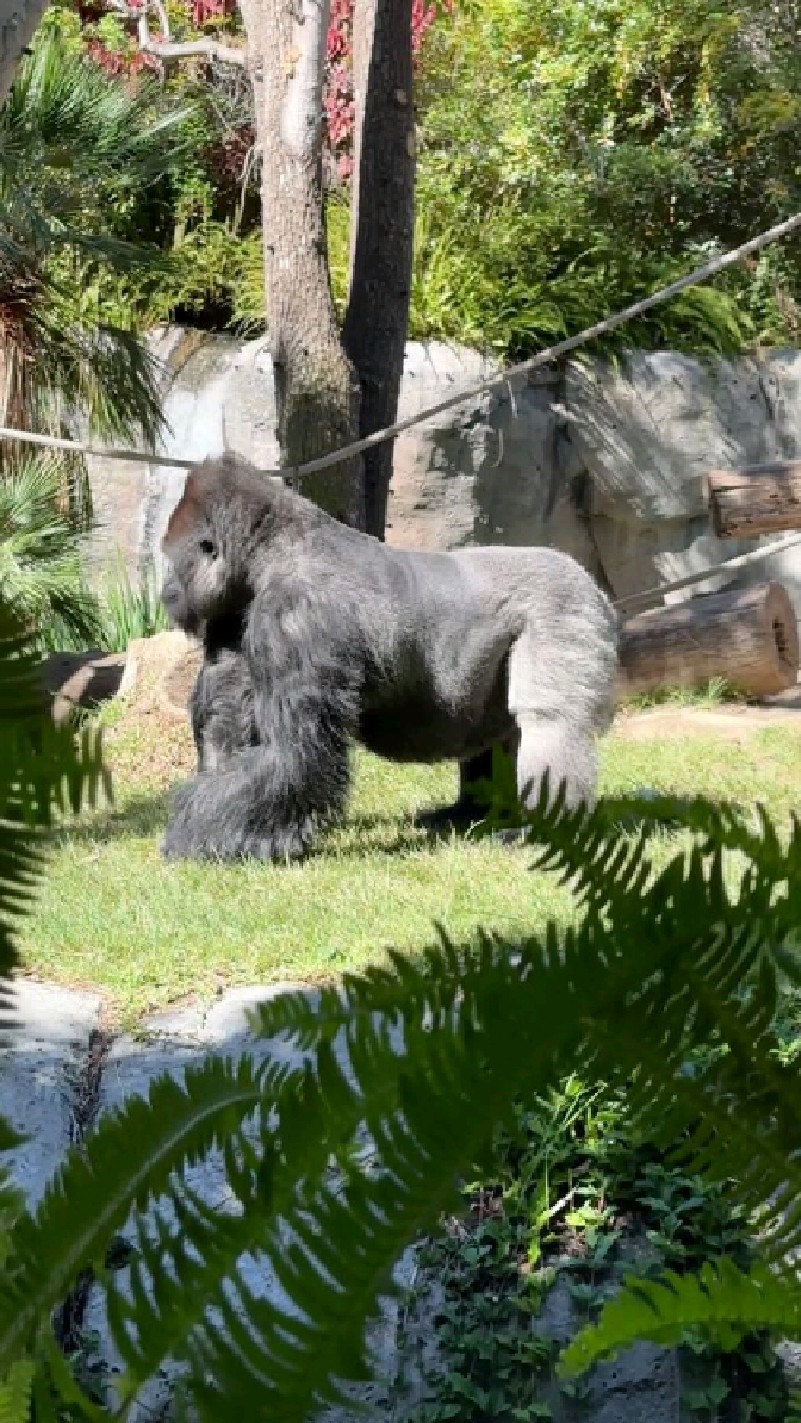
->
[0, 33, 194, 199]
[27, 314, 166, 449]
[0, 29, 190, 450]
[0, 456, 102, 650]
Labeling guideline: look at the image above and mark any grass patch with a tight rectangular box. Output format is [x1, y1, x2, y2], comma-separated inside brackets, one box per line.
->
[620, 676, 746, 712]
[17, 701, 801, 1025]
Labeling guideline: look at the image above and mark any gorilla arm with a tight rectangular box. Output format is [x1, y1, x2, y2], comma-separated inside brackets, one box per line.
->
[163, 588, 362, 862]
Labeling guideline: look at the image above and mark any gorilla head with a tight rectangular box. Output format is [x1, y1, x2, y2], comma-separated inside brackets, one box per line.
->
[160, 457, 619, 863]
[160, 460, 288, 637]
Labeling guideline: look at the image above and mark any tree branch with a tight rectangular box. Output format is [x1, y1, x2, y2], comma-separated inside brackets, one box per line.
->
[102, 0, 248, 67]
[138, 36, 245, 64]
[137, 17, 246, 67]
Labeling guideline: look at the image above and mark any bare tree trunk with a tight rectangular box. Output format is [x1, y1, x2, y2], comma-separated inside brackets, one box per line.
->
[343, 0, 415, 540]
[240, 0, 364, 527]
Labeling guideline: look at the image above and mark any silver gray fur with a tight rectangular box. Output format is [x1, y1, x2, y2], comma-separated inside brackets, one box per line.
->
[160, 457, 619, 862]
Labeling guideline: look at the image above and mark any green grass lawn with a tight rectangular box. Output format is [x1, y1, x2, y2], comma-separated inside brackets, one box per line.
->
[17, 704, 801, 1026]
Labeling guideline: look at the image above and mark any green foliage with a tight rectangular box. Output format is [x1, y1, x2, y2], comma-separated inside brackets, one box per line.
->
[0, 588, 109, 1421]
[561, 1256, 801, 1376]
[402, 1086, 790, 1422]
[0, 1362, 33, 1423]
[412, 0, 801, 356]
[95, 559, 170, 652]
[0, 31, 195, 445]
[0, 594, 109, 988]
[2, 782, 801, 1414]
[48, 0, 801, 359]
[0, 457, 102, 652]
[622, 676, 744, 712]
[32, 0, 260, 337]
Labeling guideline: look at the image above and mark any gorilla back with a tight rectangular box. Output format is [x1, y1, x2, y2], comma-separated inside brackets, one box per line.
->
[160, 457, 619, 862]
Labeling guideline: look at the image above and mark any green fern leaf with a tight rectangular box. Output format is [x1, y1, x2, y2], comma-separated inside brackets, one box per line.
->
[560, 1258, 801, 1377]
[0, 1057, 266, 1373]
[0, 1361, 33, 1423]
[0, 601, 109, 987]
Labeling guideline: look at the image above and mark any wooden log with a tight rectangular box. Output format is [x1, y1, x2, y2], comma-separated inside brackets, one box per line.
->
[618, 581, 799, 699]
[707, 460, 801, 538]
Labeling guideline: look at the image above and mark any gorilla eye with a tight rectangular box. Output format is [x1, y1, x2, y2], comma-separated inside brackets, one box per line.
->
[199, 538, 218, 560]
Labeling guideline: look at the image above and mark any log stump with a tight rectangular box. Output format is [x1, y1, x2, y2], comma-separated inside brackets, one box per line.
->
[707, 461, 801, 539]
[618, 581, 799, 699]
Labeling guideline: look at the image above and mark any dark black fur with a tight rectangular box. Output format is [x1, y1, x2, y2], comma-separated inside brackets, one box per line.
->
[160, 456, 619, 862]
[190, 614, 257, 772]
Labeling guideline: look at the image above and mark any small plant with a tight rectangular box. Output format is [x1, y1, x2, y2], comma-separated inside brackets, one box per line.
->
[401, 1083, 790, 1422]
[623, 677, 745, 713]
[97, 558, 170, 652]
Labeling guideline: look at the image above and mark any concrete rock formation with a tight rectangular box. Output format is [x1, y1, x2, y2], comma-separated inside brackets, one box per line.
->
[0, 979, 707, 1422]
[82, 331, 801, 621]
[116, 627, 203, 722]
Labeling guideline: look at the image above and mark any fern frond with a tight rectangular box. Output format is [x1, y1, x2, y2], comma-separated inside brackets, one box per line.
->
[560, 1258, 801, 1377]
[6, 773, 801, 1418]
[102, 1043, 374, 1404]
[0, 1360, 33, 1423]
[0, 1057, 267, 1373]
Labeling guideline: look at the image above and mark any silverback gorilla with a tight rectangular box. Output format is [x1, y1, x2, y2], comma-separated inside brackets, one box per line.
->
[160, 456, 619, 862]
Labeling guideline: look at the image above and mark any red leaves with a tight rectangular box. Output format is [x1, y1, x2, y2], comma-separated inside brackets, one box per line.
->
[188, 0, 236, 27]
[78, 0, 453, 167]
[323, 0, 354, 179]
[84, 36, 160, 76]
[323, 0, 453, 182]
[411, 0, 438, 54]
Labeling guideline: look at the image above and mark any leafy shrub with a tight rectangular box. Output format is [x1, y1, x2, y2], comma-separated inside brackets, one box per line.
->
[47, 0, 801, 358]
[411, 0, 801, 356]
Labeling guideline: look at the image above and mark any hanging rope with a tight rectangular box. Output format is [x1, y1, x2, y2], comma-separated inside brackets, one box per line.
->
[612, 531, 801, 612]
[2, 209, 801, 481]
[2, 211, 801, 611]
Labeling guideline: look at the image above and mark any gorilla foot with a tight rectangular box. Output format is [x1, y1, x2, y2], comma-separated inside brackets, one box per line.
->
[162, 816, 316, 864]
[415, 800, 486, 835]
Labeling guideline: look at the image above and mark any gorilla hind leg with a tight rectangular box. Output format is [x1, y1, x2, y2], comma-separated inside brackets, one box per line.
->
[416, 742, 514, 833]
[515, 715, 598, 812]
[507, 612, 616, 813]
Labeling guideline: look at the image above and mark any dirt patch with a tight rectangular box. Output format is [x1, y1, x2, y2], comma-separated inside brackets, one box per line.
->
[613, 703, 801, 743]
[103, 629, 201, 787]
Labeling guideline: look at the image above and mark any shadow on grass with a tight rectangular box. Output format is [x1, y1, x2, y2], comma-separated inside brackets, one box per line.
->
[53, 790, 172, 844]
[54, 786, 646, 862]
[51, 796, 450, 860]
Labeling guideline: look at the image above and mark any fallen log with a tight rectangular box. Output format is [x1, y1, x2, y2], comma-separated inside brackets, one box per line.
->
[707, 461, 801, 538]
[618, 581, 799, 699]
[39, 650, 127, 726]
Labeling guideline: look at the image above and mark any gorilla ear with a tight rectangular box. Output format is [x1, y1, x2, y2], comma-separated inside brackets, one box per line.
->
[199, 537, 219, 560]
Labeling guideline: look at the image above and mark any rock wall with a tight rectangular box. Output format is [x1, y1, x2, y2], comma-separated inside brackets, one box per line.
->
[83, 328, 801, 617]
